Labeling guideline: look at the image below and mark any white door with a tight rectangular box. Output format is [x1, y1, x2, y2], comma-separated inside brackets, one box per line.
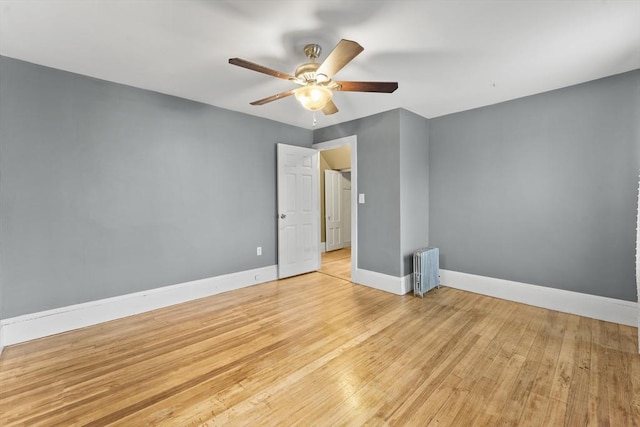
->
[277, 143, 320, 278]
[325, 169, 342, 252]
[341, 172, 351, 246]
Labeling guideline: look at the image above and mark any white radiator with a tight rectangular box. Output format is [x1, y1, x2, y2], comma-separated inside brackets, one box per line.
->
[413, 247, 440, 298]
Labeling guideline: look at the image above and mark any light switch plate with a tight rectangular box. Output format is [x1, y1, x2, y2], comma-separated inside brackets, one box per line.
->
[358, 193, 365, 204]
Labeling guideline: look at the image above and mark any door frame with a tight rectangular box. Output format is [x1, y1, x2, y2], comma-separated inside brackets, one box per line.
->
[313, 135, 357, 280]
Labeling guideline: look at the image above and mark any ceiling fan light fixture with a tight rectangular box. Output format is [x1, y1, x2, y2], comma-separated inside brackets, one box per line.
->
[295, 85, 333, 111]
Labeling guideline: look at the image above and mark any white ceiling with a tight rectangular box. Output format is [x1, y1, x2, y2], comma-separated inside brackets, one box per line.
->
[1, 0, 639, 129]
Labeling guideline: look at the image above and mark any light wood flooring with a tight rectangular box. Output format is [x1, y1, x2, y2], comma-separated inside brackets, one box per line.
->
[320, 246, 351, 281]
[0, 253, 638, 426]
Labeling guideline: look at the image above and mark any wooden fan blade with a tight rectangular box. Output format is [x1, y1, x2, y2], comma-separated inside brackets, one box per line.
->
[229, 58, 295, 81]
[322, 100, 339, 115]
[316, 39, 364, 79]
[336, 81, 398, 93]
[250, 90, 296, 106]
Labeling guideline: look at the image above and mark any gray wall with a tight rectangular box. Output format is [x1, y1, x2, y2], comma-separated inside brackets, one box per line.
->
[429, 70, 640, 301]
[2, 54, 637, 321]
[399, 110, 430, 275]
[0, 56, 312, 318]
[314, 109, 431, 278]
[314, 110, 403, 276]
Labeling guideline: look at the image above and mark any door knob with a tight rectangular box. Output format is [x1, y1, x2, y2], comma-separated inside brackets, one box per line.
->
[280, 213, 286, 219]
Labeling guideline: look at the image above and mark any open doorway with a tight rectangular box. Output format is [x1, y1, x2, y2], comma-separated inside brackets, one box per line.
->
[321, 167, 351, 281]
[313, 136, 357, 282]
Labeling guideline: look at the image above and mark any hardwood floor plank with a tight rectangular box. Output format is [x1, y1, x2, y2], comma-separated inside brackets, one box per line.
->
[518, 392, 550, 427]
[563, 315, 592, 425]
[620, 325, 640, 426]
[542, 396, 569, 426]
[196, 303, 413, 426]
[605, 322, 633, 427]
[587, 318, 609, 426]
[471, 352, 527, 426]
[386, 295, 510, 425]
[518, 310, 563, 426]
[426, 382, 469, 426]
[246, 289, 481, 426]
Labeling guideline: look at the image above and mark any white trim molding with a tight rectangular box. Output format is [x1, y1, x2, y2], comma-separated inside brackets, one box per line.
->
[352, 268, 412, 296]
[440, 269, 637, 327]
[0, 265, 278, 346]
[0, 324, 4, 355]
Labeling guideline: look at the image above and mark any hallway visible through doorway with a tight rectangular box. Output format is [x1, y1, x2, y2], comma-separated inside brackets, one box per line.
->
[320, 247, 351, 281]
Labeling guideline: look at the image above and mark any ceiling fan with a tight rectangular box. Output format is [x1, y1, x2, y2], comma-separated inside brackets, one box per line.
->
[229, 39, 398, 115]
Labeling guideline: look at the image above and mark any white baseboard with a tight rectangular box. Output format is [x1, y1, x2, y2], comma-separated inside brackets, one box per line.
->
[440, 269, 637, 327]
[319, 242, 326, 253]
[352, 268, 412, 295]
[0, 265, 278, 346]
[5, 266, 631, 348]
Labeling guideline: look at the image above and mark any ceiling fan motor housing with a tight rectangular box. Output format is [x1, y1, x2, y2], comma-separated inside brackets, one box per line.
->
[296, 44, 329, 84]
[295, 62, 328, 84]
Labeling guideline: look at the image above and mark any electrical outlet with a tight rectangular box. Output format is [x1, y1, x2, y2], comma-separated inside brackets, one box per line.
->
[256, 246, 262, 256]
